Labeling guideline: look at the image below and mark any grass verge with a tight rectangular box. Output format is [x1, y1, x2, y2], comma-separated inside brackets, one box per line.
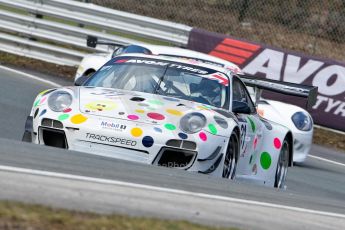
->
[313, 127, 345, 152]
[0, 51, 76, 79]
[0, 52, 344, 153]
[0, 201, 238, 230]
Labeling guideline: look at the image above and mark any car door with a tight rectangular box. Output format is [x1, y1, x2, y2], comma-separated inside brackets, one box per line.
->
[232, 76, 261, 175]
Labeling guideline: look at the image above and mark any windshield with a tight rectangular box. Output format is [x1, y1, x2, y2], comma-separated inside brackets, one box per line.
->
[85, 57, 230, 108]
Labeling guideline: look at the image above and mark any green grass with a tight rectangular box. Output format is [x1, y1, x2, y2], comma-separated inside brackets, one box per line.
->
[0, 201, 239, 230]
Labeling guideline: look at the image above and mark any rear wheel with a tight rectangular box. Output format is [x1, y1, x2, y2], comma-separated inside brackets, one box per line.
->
[222, 131, 239, 179]
[274, 138, 290, 188]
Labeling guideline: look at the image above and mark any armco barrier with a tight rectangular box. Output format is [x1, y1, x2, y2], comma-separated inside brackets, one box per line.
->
[0, 0, 191, 66]
[187, 28, 345, 132]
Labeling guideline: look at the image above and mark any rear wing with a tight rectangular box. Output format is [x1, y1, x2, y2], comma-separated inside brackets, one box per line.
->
[239, 74, 318, 110]
[86, 35, 126, 48]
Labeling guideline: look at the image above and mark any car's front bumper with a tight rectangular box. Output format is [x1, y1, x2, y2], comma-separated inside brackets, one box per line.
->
[30, 114, 229, 176]
[292, 131, 313, 163]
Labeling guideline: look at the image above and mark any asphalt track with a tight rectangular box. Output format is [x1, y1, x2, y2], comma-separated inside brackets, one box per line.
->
[0, 66, 344, 229]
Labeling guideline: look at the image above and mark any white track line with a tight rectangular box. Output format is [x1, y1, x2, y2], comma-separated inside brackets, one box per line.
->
[309, 155, 345, 167]
[0, 164, 344, 219]
[0, 65, 61, 87]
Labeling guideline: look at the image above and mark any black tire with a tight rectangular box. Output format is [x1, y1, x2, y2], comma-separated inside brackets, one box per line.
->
[274, 138, 290, 188]
[22, 131, 32, 142]
[222, 131, 240, 179]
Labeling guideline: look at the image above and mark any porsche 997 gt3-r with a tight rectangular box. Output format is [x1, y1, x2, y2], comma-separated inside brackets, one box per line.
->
[23, 54, 317, 188]
[75, 37, 315, 163]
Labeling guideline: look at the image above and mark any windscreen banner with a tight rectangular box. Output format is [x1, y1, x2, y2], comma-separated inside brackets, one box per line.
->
[187, 28, 345, 132]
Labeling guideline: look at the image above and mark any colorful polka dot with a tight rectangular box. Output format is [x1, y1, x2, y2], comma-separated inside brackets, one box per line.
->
[131, 127, 143, 137]
[274, 138, 281, 149]
[249, 155, 253, 164]
[38, 89, 50, 96]
[34, 99, 40, 107]
[127, 114, 139, 120]
[58, 114, 69, 121]
[178, 133, 188, 139]
[39, 109, 47, 117]
[63, 108, 72, 113]
[252, 164, 258, 174]
[199, 132, 207, 141]
[34, 108, 39, 118]
[147, 112, 165, 120]
[40, 97, 47, 104]
[154, 127, 162, 133]
[148, 100, 164, 106]
[70, 114, 88, 124]
[197, 105, 209, 110]
[214, 116, 228, 129]
[138, 103, 149, 107]
[165, 123, 176, 130]
[254, 137, 258, 149]
[260, 152, 272, 170]
[142, 136, 154, 147]
[130, 97, 145, 102]
[135, 109, 145, 114]
[166, 109, 183, 116]
[208, 124, 217, 135]
[247, 116, 256, 132]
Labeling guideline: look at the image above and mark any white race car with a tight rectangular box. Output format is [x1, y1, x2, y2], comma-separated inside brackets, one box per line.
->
[75, 37, 314, 163]
[23, 54, 317, 188]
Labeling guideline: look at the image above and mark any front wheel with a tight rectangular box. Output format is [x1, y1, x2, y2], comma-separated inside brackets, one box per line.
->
[274, 138, 290, 188]
[222, 131, 239, 179]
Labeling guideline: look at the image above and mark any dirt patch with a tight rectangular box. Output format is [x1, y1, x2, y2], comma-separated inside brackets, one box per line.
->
[313, 127, 345, 152]
[0, 51, 77, 79]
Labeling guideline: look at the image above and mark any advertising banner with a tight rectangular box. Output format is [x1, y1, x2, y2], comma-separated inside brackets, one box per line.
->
[187, 28, 345, 132]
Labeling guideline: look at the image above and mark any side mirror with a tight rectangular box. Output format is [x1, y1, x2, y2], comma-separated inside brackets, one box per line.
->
[74, 75, 89, 86]
[232, 101, 251, 114]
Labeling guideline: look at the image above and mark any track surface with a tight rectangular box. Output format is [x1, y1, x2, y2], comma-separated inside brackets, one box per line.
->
[0, 66, 344, 229]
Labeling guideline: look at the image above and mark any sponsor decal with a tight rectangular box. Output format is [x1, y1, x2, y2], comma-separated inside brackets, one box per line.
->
[169, 63, 208, 74]
[125, 59, 169, 66]
[85, 133, 137, 146]
[187, 28, 345, 131]
[117, 58, 209, 74]
[100, 121, 126, 131]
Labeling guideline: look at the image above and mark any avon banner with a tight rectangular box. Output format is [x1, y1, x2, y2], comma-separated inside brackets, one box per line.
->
[187, 28, 345, 132]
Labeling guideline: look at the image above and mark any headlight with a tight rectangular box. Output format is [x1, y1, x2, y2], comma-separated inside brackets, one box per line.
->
[48, 91, 73, 112]
[291, 111, 312, 131]
[180, 112, 207, 134]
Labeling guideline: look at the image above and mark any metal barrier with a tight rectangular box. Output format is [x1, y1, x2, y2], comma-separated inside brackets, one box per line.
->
[0, 0, 192, 66]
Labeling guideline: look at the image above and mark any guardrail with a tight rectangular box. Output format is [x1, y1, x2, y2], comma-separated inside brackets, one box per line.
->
[0, 0, 192, 66]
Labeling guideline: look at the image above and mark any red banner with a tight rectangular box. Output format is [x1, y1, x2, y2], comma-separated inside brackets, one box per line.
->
[187, 28, 345, 132]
